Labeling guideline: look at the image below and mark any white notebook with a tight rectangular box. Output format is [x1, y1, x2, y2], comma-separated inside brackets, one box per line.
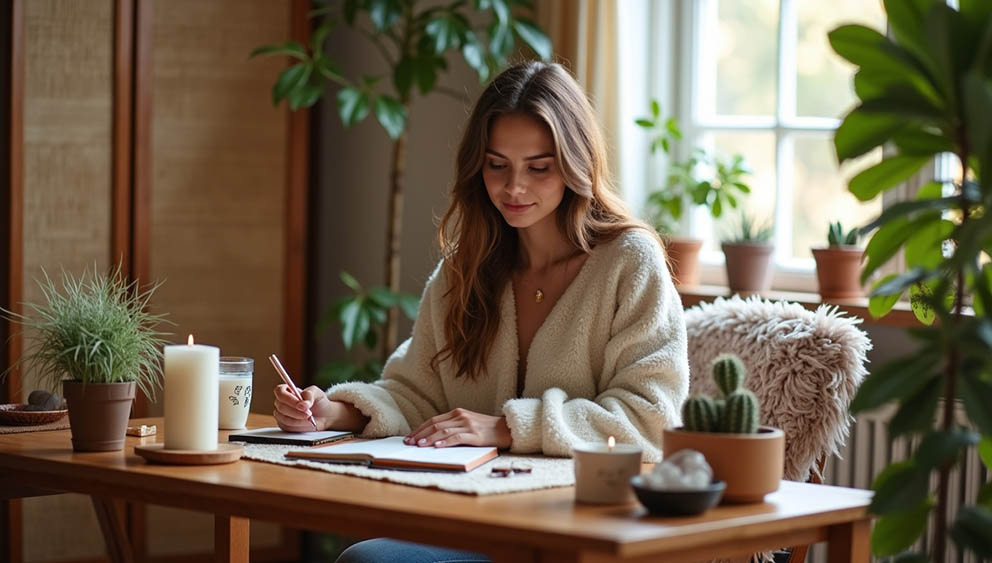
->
[228, 427, 353, 446]
[285, 436, 498, 472]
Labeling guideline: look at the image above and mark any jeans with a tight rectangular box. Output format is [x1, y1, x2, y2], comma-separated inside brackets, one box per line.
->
[336, 538, 491, 563]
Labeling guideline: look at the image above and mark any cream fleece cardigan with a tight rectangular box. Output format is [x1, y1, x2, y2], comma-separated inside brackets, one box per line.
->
[327, 229, 689, 461]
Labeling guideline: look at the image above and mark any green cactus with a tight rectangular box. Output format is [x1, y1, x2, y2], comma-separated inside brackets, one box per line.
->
[682, 394, 718, 432]
[712, 353, 746, 396]
[724, 390, 759, 434]
[680, 352, 761, 434]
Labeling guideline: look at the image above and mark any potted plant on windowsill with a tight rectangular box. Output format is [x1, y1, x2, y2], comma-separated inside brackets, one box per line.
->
[721, 213, 774, 294]
[636, 102, 753, 286]
[664, 354, 784, 503]
[1, 266, 168, 451]
[812, 221, 864, 300]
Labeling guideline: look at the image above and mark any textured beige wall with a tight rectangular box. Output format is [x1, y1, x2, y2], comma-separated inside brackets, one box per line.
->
[21, 1, 114, 560]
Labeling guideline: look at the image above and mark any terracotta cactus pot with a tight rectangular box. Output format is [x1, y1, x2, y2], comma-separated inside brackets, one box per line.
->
[664, 237, 704, 286]
[721, 242, 774, 294]
[63, 381, 135, 452]
[663, 426, 784, 503]
[812, 246, 865, 299]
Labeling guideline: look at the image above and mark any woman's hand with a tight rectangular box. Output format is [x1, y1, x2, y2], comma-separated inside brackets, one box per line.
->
[272, 385, 370, 433]
[404, 408, 512, 449]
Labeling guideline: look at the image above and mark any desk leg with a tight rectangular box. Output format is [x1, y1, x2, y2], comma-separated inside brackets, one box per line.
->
[91, 497, 135, 563]
[214, 515, 249, 563]
[827, 519, 870, 563]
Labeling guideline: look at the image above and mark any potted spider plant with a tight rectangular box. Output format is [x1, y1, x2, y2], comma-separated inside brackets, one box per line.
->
[721, 213, 774, 293]
[1, 266, 168, 451]
[636, 102, 752, 286]
[812, 221, 864, 300]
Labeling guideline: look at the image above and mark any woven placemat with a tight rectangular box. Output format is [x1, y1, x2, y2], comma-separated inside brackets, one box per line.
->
[0, 418, 70, 434]
[241, 443, 575, 496]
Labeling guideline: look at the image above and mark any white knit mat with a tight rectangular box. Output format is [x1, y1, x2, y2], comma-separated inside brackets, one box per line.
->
[241, 443, 576, 495]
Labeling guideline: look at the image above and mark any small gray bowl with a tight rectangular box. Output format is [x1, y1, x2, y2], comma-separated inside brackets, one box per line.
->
[630, 475, 726, 516]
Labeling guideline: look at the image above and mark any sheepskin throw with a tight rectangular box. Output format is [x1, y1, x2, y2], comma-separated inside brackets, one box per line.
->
[684, 296, 871, 482]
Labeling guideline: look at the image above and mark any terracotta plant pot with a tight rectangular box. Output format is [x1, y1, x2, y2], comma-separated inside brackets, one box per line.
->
[62, 381, 135, 452]
[721, 243, 774, 293]
[663, 426, 784, 503]
[812, 246, 865, 299]
[664, 237, 703, 286]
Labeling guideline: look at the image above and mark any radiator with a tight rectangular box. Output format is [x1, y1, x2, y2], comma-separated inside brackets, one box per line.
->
[809, 402, 990, 563]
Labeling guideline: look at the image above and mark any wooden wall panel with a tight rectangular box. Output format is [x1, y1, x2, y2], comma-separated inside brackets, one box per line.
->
[20, 0, 115, 561]
[145, 0, 291, 555]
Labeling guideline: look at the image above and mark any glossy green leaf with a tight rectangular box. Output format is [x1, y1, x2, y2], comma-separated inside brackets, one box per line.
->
[337, 87, 370, 126]
[413, 56, 439, 94]
[250, 40, 308, 60]
[910, 281, 945, 325]
[888, 377, 941, 438]
[884, 0, 938, 74]
[870, 460, 930, 514]
[862, 213, 941, 282]
[859, 190, 953, 233]
[311, 22, 333, 54]
[962, 73, 992, 183]
[914, 428, 981, 471]
[340, 271, 362, 292]
[869, 275, 903, 318]
[461, 31, 488, 82]
[373, 95, 407, 139]
[850, 354, 939, 414]
[873, 267, 932, 296]
[979, 482, 992, 508]
[288, 83, 324, 110]
[367, 0, 403, 30]
[893, 129, 954, 156]
[834, 109, 905, 163]
[367, 287, 399, 308]
[651, 99, 660, 118]
[871, 499, 933, 557]
[949, 505, 992, 557]
[425, 14, 463, 54]
[398, 294, 420, 320]
[489, 21, 513, 61]
[393, 57, 415, 97]
[272, 63, 312, 105]
[513, 19, 551, 60]
[978, 437, 992, 472]
[363, 325, 378, 349]
[849, 155, 931, 201]
[491, 0, 510, 24]
[960, 371, 992, 436]
[314, 57, 344, 82]
[339, 299, 362, 350]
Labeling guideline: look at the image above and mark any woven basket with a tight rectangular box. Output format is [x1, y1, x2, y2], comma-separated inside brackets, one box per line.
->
[0, 403, 69, 425]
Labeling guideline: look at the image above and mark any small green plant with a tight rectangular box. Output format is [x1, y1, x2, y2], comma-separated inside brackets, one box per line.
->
[0, 265, 170, 401]
[724, 213, 774, 244]
[682, 354, 759, 434]
[827, 221, 859, 246]
[636, 101, 752, 234]
[315, 272, 420, 386]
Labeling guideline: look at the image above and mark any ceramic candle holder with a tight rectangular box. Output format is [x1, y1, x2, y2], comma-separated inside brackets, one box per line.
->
[573, 442, 643, 504]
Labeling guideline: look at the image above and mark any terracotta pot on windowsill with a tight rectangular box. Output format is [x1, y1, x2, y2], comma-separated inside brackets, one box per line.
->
[721, 242, 774, 294]
[664, 236, 704, 286]
[811, 246, 865, 300]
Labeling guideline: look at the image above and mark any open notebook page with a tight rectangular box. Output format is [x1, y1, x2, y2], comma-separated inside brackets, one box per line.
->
[298, 436, 495, 466]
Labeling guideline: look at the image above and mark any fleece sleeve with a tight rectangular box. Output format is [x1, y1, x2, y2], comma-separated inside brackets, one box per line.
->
[325, 265, 450, 437]
[502, 236, 690, 461]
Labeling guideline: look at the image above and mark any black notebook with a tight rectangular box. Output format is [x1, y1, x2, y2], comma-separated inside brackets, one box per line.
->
[228, 427, 354, 447]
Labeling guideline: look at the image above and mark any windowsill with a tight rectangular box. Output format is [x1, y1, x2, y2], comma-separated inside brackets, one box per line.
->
[676, 284, 923, 327]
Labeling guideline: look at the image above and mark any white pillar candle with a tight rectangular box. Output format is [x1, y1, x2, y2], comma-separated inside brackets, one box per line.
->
[572, 437, 643, 504]
[164, 336, 220, 450]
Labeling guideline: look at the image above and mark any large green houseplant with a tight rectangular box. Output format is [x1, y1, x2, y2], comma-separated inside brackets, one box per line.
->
[252, 0, 550, 373]
[1, 267, 169, 451]
[828, 0, 992, 560]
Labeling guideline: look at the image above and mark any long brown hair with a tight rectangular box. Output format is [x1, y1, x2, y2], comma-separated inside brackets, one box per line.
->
[434, 61, 655, 380]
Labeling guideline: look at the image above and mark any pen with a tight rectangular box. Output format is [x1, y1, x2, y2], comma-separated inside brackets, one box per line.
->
[269, 354, 319, 431]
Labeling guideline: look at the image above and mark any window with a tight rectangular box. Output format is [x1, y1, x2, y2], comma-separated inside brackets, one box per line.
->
[675, 0, 888, 289]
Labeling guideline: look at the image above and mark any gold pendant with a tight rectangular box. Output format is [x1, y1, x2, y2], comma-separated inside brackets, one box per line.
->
[535, 289, 544, 303]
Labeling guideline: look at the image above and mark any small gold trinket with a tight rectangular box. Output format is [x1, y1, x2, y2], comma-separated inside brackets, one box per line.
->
[535, 289, 544, 303]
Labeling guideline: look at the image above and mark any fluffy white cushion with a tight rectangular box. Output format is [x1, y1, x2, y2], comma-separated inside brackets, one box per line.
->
[684, 296, 872, 482]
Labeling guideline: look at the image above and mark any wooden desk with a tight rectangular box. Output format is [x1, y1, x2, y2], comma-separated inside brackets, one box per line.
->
[0, 415, 872, 563]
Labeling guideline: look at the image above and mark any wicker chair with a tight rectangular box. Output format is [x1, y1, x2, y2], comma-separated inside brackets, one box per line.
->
[684, 295, 871, 562]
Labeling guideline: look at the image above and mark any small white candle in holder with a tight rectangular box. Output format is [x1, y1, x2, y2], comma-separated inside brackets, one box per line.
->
[573, 436, 643, 504]
[164, 335, 220, 451]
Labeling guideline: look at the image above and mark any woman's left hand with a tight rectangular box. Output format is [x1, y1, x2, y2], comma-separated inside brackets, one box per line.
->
[404, 408, 512, 449]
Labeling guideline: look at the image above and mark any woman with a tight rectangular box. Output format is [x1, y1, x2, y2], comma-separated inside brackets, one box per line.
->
[275, 61, 689, 562]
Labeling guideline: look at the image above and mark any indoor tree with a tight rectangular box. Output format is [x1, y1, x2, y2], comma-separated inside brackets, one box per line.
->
[252, 0, 550, 382]
[829, 0, 992, 560]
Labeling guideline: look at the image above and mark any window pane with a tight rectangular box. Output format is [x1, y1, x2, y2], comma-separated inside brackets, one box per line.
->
[796, 0, 886, 118]
[697, 132, 777, 254]
[709, 0, 778, 117]
[792, 136, 882, 259]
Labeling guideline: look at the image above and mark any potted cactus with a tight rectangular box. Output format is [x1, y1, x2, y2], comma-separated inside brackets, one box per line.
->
[811, 221, 864, 300]
[721, 213, 775, 294]
[663, 354, 784, 503]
